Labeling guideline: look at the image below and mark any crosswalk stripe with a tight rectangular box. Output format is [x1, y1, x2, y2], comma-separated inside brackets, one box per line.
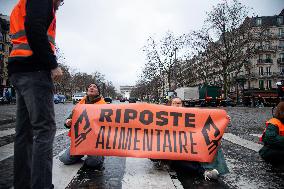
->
[223, 133, 263, 152]
[0, 128, 15, 138]
[249, 134, 262, 137]
[168, 170, 184, 189]
[0, 129, 68, 162]
[122, 158, 183, 189]
[52, 149, 83, 189]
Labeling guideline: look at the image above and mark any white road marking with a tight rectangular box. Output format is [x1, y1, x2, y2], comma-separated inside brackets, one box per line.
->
[223, 133, 263, 152]
[249, 134, 262, 137]
[168, 170, 184, 189]
[52, 149, 83, 189]
[122, 158, 183, 189]
[0, 129, 68, 162]
[0, 128, 15, 138]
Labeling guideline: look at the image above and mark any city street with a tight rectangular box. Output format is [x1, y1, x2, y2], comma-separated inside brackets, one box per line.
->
[0, 102, 284, 189]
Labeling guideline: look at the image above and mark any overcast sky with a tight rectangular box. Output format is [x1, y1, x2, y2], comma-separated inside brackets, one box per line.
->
[0, 0, 283, 90]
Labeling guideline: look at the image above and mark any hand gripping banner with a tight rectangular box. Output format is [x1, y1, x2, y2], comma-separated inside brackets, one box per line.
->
[70, 103, 229, 162]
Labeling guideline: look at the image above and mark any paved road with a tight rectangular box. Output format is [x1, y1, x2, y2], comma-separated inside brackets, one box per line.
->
[0, 103, 283, 189]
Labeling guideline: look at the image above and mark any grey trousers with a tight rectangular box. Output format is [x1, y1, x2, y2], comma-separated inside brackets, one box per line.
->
[10, 71, 56, 189]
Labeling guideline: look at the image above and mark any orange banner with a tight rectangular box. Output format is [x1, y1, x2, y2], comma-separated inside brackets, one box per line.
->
[70, 103, 229, 162]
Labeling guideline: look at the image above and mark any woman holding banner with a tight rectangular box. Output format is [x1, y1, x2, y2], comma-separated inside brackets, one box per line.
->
[160, 97, 229, 180]
[59, 83, 106, 169]
[259, 102, 284, 164]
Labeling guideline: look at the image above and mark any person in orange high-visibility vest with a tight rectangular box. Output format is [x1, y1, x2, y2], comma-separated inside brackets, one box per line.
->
[59, 83, 107, 170]
[259, 102, 284, 164]
[153, 97, 229, 180]
[8, 0, 64, 188]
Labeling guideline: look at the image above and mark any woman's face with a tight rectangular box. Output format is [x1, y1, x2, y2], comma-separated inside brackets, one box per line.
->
[87, 84, 99, 97]
[171, 98, 182, 107]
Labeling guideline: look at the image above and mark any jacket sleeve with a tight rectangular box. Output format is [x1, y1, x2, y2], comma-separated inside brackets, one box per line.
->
[25, 0, 58, 69]
[64, 112, 73, 129]
[263, 124, 284, 149]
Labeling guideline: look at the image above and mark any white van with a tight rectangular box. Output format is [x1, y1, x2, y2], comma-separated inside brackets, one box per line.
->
[72, 92, 86, 104]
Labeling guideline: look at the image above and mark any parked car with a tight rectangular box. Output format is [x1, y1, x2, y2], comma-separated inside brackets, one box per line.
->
[54, 94, 66, 104]
[220, 98, 236, 107]
[72, 92, 86, 104]
[120, 98, 126, 102]
[128, 97, 137, 103]
[104, 97, 112, 104]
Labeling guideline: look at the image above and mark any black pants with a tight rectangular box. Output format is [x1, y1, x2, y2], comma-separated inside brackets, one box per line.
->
[10, 71, 56, 189]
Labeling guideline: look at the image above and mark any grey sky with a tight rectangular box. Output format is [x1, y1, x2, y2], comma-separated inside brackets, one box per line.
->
[0, 0, 283, 90]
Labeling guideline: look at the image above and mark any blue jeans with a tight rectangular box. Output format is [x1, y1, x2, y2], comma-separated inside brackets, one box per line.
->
[59, 147, 104, 168]
[10, 71, 56, 189]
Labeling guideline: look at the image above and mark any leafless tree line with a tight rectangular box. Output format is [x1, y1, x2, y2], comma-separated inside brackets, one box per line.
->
[54, 47, 117, 98]
[132, 0, 271, 99]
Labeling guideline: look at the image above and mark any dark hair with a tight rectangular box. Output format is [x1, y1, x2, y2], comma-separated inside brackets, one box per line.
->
[86, 83, 101, 95]
[274, 102, 284, 119]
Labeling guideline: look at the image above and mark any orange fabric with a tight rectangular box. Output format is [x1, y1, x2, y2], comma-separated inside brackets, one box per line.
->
[67, 97, 106, 137]
[260, 118, 284, 141]
[78, 96, 106, 105]
[9, 0, 56, 58]
[70, 103, 229, 162]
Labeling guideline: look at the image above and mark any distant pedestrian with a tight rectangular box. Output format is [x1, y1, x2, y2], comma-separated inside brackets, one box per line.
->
[4, 88, 11, 104]
[259, 102, 284, 164]
[59, 83, 106, 170]
[8, 0, 64, 188]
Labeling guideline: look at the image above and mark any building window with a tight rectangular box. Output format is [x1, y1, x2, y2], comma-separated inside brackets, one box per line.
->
[256, 18, 262, 26]
[0, 44, 4, 51]
[259, 67, 263, 75]
[279, 28, 284, 37]
[0, 32, 3, 41]
[265, 54, 272, 63]
[258, 54, 263, 63]
[264, 29, 270, 36]
[266, 80, 272, 89]
[280, 40, 284, 48]
[278, 16, 283, 25]
[259, 80, 264, 89]
[266, 67, 271, 75]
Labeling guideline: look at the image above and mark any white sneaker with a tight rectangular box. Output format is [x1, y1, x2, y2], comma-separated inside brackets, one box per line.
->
[204, 169, 219, 181]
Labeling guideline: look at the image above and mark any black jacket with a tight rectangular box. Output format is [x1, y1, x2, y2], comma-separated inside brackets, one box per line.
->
[8, 0, 58, 75]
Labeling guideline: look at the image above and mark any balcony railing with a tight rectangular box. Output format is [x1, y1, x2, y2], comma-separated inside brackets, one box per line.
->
[257, 59, 273, 64]
[258, 72, 273, 77]
[278, 46, 284, 51]
[257, 45, 277, 52]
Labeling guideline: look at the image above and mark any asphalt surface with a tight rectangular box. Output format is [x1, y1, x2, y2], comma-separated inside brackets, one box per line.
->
[0, 102, 283, 189]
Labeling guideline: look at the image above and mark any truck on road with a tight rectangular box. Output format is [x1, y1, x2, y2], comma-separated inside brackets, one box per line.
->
[175, 85, 228, 107]
[175, 87, 199, 107]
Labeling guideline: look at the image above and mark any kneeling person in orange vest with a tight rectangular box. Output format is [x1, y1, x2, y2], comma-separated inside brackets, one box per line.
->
[59, 83, 106, 169]
[153, 97, 229, 180]
[259, 102, 284, 164]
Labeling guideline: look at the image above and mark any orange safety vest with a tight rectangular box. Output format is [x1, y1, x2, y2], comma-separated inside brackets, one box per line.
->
[78, 96, 106, 105]
[9, 0, 56, 58]
[67, 96, 106, 137]
[260, 118, 284, 142]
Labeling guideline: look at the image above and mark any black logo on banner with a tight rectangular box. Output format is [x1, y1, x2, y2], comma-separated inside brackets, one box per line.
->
[74, 109, 92, 147]
[202, 116, 221, 155]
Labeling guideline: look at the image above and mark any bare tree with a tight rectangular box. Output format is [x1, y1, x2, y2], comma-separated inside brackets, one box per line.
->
[190, 0, 268, 97]
[143, 31, 185, 92]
